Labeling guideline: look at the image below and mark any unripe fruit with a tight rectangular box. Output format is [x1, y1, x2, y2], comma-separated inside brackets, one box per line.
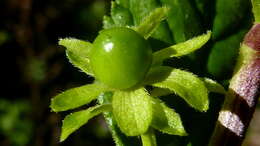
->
[90, 27, 152, 89]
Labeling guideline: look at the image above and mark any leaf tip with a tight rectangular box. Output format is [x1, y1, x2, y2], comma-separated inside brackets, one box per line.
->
[206, 30, 212, 35]
[58, 37, 80, 48]
[201, 102, 209, 112]
[178, 130, 188, 136]
[58, 38, 67, 46]
[205, 30, 212, 39]
[49, 94, 66, 113]
[59, 134, 67, 143]
[50, 98, 57, 112]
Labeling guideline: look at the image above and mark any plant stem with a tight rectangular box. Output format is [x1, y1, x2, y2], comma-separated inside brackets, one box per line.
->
[141, 128, 157, 146]
[209, 24, 260, 146]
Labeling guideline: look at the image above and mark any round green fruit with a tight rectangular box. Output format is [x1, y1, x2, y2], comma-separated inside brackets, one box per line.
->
[90, 27, 152, 89]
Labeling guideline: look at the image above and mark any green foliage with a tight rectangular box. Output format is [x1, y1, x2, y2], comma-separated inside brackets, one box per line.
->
[134, 7, 169, 39]
[25, 58, 47, 82]
[111, 2, 133, 27]
[149, 78, 226, 98]
[53, 7, 192, 144]
[161, 0, 202, 43]
[151, 67, 209, 112]
[103, 16, 115, 29]
[50, 82, 108, 112]
[51, 5, 213, 144]
[207, 29, 247, 78]
[194, 0, 207, 14]
[50, 0, 256, 145]
[0, 99, 32, 146]
[151, 98, 187, 136]
[112, 88, 153, 136]
[60, 104, 112, 142]
[212, 0, 249, 39]
[116, 0, 129, 8]
[129, 0, 172, 43]
[252, 0, 260, 22]
[141, 128, 157, 146]
[98, 92, 136, 146]
[202, 78, 226, 94]
[152, 31, 211, 65]
[59, 38, 93, 76]
[150, 88, 172, 97]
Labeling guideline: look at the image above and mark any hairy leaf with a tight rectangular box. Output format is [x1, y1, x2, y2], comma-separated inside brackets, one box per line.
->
[150, 88, 172, 97]
[150, 66, 209, 112]
[202, 78, 226, 94]
[112, 88, 152, 136]
[129, 0, 172, 43]
[60, 104, 112, 142]
[98, 92, 135, 146]
[134, 7, 169, 39]
[143, 66, 172, 85]
[59, 38, 93, 76]
[151, 97, 187, 136]
[152, 31, 211, 65]
[150, 78, 225, 97]
[50, 83, 108, 112]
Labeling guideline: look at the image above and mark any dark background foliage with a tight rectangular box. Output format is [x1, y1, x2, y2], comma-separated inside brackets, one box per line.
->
[0, 0, 259, 146]
[0, 0, 114, 146]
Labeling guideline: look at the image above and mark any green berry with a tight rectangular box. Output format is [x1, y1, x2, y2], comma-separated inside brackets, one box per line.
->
[90, 27, 152, 89]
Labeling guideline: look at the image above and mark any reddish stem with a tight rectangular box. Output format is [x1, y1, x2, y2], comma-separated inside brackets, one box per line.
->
[209, 24, 260, 146]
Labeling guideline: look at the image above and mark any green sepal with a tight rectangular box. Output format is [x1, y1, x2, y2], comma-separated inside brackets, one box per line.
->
[202, 78, 226, 94]
[150, 78, 225, 97]
[112, 88, 153, 136]
[129, 0, 172, 43]
[60, 104, 112, 142]
[150, 88, 172, 97]
[151, 97, 187, 136]
[50, 82, 109, 112]
[103, 16, 115, 29]
[152, 31, 211, 66]
[98, 92, 135, 146]
[147, 66, 209, 112]
[59, 38, 93, 76]
[134, 7, 170, 39]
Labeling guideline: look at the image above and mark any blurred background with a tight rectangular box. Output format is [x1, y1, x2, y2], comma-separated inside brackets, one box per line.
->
[0, 0, 259, 146]
[0, 0, 115, 145]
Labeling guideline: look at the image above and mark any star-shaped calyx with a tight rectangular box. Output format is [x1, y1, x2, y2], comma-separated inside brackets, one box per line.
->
[50, 7, 225, 144]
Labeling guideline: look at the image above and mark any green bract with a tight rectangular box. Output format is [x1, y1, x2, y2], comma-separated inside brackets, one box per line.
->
[90, 27, 152, 89]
